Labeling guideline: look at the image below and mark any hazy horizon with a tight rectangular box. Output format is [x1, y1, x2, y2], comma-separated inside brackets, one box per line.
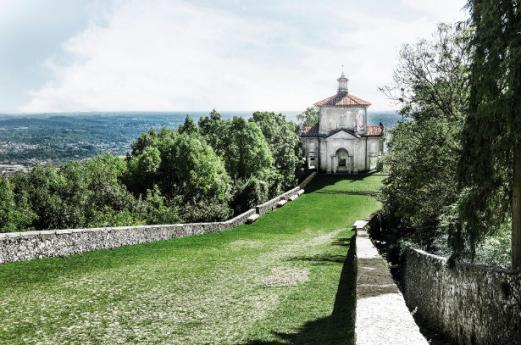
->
[0, 109, 400, 117]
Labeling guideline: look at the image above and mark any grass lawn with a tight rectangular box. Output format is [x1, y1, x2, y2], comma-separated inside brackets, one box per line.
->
[309, 174, 387, 194]
[0, 174, 382, 345]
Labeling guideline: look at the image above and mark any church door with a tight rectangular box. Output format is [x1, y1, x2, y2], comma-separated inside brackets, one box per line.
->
[336, 149, 349, 173]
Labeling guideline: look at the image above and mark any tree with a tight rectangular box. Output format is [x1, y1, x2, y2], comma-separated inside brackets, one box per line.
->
[178, 115, 198, 135]
[14, 164, 86, 230]
[157, 132, 231, 205]
[12, 154, 140, 230]
[0, 177, 35, 232]
[250, 111, 301, 189]
[125, 129, 232, 221]
[82, 154, 140, 227]
[140, 185, 180, 224]
[297, 107, 319, 128]
[457, 0, 521, 268]
[199, 113, 282, 212]
[198, 109, 227, 156]
[125, 146, 161, 194]
[220, 117, 274, 182]
[380, 23, 471, 249]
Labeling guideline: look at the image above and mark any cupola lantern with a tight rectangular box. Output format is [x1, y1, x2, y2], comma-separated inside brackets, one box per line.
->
[337, 71, 349, 93]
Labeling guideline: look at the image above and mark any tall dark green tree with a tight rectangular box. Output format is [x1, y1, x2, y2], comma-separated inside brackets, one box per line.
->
[457, 0, 521, 267]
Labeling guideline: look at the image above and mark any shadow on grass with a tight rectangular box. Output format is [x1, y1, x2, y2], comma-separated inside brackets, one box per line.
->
[303, 173, 382, 196]
[240, 236, 356, 345]
[304, 174, 370, 194]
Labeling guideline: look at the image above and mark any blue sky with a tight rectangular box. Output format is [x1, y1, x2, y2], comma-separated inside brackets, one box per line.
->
[0, 0, 467, 113]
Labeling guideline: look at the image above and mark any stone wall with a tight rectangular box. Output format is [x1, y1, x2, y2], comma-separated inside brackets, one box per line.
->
[403, 249, 521, 345]
[299, 171, 317, 189]
[0, 173, 320, 265]
[255, 186, 301, 216]
[0, 208, 256, 264]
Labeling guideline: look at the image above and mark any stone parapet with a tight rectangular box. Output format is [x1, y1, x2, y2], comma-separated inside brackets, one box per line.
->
[255, 186, 301, 216]
[0, 176, 318, 265]
[0, 208, 257, 264]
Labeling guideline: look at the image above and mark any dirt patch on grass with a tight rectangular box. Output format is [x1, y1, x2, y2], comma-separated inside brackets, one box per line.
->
[261, 267, 310, 287]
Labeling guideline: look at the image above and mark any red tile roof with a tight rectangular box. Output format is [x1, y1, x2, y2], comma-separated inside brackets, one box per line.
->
[314, 92, 371, 107]
[365, 125, 384, 136]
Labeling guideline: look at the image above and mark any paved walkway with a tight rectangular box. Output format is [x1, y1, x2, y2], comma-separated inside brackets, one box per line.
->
[355, 226, 429, 345]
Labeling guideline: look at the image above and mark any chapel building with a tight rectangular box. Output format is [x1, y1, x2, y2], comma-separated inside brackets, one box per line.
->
[300, 73, 384, 173]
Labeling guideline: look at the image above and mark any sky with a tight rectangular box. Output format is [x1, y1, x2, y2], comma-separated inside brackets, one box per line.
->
[0, 0, 467, 113]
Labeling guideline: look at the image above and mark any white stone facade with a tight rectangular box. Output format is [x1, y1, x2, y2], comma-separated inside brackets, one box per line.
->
[301, 74, 384, 174]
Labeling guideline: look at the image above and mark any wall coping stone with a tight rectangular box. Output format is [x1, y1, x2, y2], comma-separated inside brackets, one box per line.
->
[409, 248, 521, 275]
[355, 222, 429, 345]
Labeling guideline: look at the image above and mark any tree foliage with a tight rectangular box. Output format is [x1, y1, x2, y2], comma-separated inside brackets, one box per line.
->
[198, 109, 227, 156]
[126, 128, 232, 220]
[296, 107, 319, 128]
[178, 115, 198, 135]
[454, 0, 521, 265]
[12, 154, 140, 230]
[250, 111, 301, 189]
[380, 23, 471, 249]
[220, 117, 273, 182]
[1, 109, 302, 232]
[0, 177, 35, 232]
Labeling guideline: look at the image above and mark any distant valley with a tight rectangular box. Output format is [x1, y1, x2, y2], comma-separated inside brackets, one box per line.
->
[0, 111, 400, 166]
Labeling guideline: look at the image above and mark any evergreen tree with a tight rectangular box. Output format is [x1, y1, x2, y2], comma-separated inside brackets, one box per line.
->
[457, 0, 521, 267]
[178, 115, 198, 135]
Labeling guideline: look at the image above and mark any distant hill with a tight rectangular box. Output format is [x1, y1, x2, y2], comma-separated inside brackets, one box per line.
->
[0, 110, 399, 165]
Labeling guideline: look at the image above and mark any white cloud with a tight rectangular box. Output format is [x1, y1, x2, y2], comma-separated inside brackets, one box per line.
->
[401, 0, 467, 21]
[19, 0, 468, 113]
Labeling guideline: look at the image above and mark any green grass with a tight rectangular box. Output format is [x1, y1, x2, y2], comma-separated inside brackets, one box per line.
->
[0, 175, 382, 345]
[309, 174, 387, 194]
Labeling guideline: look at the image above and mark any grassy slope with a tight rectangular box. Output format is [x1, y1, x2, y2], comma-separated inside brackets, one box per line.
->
[0, 175, 381, 345]
[312, 174, 387, 194]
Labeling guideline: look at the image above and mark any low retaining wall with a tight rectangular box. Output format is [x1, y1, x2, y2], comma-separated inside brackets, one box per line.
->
[0, 208, 256, 264]
[403, 249, 521, 345]
[256, 186, 301, 216]
[0, 174, 318, 265]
